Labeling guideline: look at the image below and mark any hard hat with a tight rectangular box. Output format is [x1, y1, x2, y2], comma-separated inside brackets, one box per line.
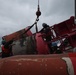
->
[42, 23, 49, 28]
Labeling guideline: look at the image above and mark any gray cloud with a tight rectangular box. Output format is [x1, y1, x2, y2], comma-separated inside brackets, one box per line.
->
[0, 0, 74, 37]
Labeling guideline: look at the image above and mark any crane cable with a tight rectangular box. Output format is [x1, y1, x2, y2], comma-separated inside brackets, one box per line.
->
[22, 0, 41, 34]
[13, 0, 41, 40]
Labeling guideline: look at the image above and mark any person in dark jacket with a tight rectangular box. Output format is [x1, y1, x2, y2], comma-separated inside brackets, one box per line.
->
[1, 39, 14, 58]
[40, 23, 53, 54]
[1, 37, 6, 46]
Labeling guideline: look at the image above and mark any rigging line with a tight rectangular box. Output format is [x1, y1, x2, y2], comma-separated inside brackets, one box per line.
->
[38, 0, 39, 5]
[75, 0, 76, 24]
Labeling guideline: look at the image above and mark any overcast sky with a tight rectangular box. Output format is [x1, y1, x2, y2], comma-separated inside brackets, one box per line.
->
[0, 0, 74, 37]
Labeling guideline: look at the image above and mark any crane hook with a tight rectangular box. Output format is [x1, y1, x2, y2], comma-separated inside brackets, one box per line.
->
[36, 0, 41, 18]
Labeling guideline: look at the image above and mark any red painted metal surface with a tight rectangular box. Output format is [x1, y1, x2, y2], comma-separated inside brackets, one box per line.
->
[2, 16, 76, 54]
[0, 53, 76, 75]
[36, 33, 50, 54]
[4, 27, 32, 42]
[69, 53, 76, 75]
[53, 16, 76, 37]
